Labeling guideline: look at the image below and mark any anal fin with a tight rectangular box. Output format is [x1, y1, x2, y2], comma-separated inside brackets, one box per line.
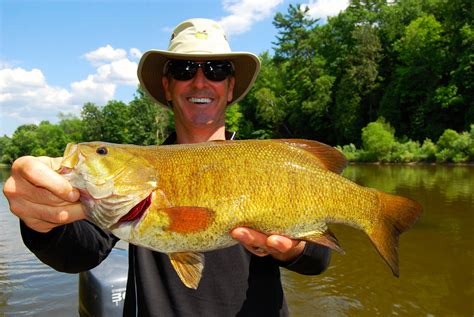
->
[300, 228, 345, 254]
[169, 252, 205, 289]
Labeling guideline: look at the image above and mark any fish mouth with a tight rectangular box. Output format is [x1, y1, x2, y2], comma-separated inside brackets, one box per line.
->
[117, 193, 153, 223]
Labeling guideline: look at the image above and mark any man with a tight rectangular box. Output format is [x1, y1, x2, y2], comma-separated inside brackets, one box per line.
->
[4, 18, 330, 316]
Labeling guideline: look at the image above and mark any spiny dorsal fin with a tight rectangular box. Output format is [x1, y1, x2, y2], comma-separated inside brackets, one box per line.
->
[279, 139, 348, 174]
[169, 252, 205, 289]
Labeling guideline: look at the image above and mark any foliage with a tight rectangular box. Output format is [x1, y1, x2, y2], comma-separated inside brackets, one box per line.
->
[236, 0, 472, 147]
[1, 88, 172, 164]
[435, 128, 473, 162]
[2, 0, 473, 164]
[361, 118, 396, 161]
[340, 120, 473, 163]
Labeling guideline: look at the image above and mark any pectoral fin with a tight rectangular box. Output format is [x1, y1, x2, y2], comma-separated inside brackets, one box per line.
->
[300, 229, 345, 254]
[169, 252, 205, 289]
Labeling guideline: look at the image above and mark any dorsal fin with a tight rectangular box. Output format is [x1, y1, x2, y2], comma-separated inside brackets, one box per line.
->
[278, 139, 348, 174]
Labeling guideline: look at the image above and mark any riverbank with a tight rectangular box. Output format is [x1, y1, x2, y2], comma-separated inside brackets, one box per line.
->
[347, 161, 474, 166]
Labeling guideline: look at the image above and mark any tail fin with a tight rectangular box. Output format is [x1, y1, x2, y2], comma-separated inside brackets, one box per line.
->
[369, 191, 422, 277]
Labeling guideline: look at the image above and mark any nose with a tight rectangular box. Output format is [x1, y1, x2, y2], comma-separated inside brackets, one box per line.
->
[191, 67, 208, 89]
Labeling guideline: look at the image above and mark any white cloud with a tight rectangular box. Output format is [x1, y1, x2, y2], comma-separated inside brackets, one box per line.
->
[300, 0, 349, 20]
[70, 75, 116, 105]
[84, 44, 128, 66]
[0, 67, 72, 109]
[0, 45, 140, 135]
[0, 68, 46, 91]
[0, 59, 17, 69]
[0, 67, 77, 135]
[218, 0, 284, 36]
[81, 45, 139, 86]
[130, 48, 142, 59]
[94, 58, 139, 86]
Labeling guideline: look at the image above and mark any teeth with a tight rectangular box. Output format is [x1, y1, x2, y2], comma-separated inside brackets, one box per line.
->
[189, 97, 212, 104]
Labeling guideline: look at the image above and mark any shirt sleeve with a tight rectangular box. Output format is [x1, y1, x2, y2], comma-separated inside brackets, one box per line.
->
[278, 242, 331, 275]
[20, 219, 118, 273]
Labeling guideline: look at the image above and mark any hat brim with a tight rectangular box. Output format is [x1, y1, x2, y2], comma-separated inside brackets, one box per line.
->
[137, 50, 260, 109]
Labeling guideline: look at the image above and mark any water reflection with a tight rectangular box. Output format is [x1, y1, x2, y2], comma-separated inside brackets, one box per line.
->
[283, 164, 474, 317]
[1, 165, 473, 316]
[343, 164, 474, 203]
[0, 171, 77, 316]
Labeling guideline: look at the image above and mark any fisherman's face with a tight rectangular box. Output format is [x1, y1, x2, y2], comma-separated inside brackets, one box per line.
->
[162, 60, 235, 131]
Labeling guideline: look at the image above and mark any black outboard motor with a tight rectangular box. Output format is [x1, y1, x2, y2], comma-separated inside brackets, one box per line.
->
[78, 241, 128, 316]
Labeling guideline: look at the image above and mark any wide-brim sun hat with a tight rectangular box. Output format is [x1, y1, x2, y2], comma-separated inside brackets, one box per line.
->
[137, 18, 261, 109]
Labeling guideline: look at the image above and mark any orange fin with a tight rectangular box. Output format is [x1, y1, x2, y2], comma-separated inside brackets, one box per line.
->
[279, 139, 348, 174]
[299, 229, 345, 254]
[369, 191, 423, 277]
[169, 252, 204, 289]
[162, 207, 214, 233]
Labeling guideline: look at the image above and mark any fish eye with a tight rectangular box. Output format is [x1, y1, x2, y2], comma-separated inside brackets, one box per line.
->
[96, 146, 108, 155]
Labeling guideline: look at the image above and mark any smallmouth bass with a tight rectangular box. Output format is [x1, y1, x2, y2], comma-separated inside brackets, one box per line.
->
[58, 139, 422, 289]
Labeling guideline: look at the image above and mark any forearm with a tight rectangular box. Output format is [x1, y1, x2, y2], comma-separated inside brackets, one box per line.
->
[20, 219, 118, 273]
[280, 242, 331, 275]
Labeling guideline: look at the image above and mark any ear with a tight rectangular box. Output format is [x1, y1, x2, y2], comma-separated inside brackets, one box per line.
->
[162, 76, 172, 101]
[227, 76, 235, 103]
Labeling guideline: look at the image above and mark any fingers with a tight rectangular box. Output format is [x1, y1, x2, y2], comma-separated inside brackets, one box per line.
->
[10, 196, 85, 224]
[5, 173, 76, 207]
[21, 203, 86, 233]
[6, 190, 86, 232]
[231, 227, 306, 261]
[12, 156, 79, 203]
[3, 155, 84, 233]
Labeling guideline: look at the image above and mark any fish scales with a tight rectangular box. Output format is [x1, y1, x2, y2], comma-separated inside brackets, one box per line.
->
[59, 139, 422, 289]
[106, 142, 376, 250]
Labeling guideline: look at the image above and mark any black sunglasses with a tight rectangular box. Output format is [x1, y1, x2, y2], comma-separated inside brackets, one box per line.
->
[166, 60, 234, 82]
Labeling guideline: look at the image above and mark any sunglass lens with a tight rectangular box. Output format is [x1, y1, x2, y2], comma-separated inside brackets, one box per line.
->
[167, 61, 196, 80]
[204, 61, 233, 81]
[167, 60, 233, 81]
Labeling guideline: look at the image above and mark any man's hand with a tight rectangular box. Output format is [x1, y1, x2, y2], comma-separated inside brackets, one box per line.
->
[231, 227, 305, 262]
[3, 156, 86, 233]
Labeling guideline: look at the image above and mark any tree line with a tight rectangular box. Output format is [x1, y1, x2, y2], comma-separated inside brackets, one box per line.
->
[1, 0, 472, 164]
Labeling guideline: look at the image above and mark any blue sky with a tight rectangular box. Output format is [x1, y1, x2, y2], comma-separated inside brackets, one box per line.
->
[0, 0, 349, 136]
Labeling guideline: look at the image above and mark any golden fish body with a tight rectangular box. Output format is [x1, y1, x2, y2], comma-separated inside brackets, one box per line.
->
[59, 139, 422, 289]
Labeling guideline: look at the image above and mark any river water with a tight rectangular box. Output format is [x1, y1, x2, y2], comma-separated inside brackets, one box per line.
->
[0, 165, 472, 316]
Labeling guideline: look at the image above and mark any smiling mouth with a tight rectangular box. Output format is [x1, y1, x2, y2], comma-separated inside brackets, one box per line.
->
[118, 193, 153, 223]
[188, 97, 213, 104]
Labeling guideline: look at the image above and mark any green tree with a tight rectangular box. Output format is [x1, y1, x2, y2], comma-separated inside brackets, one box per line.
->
[436, 128, 473, 162]
[58, 113, 84, 142]
[361, 118, 396, 161]
[32, 121, 69, 157]
[101, 100, 131, 143]
[0, 135, 12, 164]
[6, 124, 40, 161]
[128, 88, 172, 145]
[81, 102, 104, 141]
[240, 51, 288, 138]
[380, 14, 447, 139]
[332, 24, 382, 144]
[272, 5, 335, 140]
